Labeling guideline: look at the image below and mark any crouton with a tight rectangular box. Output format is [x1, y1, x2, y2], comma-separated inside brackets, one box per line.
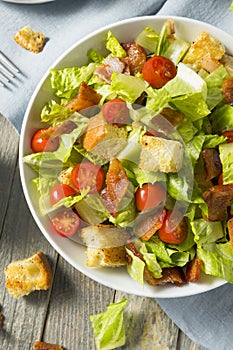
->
[64, 82, 101, 111]
[139, 135, 183, 173]
[5, 252, 52, 298]
[83, 112, 127, 161]
[58, 167, 76, 190]
[80, 225, 130, 267]
[14, 26, 45, 53]
[183, 31, 225, 72]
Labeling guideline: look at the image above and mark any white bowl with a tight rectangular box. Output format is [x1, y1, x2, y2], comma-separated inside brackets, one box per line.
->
[19, 15, 233, 298]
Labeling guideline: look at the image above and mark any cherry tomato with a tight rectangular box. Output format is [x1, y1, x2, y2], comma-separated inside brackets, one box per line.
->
[135, 183, 166, 211]
[72, 162, 105, 194]
[158, 210, 187, 244]
[102, 98, 129, 125]
[50, 184, 76, 206]
[142, 56, 177, 89]
[221, 130, 233, 143]
[51, 209, 80, 237]
[31, 128, 59, 153]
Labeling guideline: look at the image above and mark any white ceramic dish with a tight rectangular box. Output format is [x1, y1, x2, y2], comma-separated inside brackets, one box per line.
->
[19, 15, 233, 298]
[1, 0, 54, 4]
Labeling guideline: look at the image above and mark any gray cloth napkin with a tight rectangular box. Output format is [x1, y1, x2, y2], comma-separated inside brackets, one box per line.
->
[1, 1, 233, 349]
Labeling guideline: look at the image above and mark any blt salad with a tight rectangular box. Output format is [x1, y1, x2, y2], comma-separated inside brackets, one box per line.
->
[24, 18, 233, 287]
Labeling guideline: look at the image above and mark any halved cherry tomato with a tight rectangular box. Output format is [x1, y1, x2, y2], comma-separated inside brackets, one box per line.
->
[51, 209, 80, 237]
[31, 128, 59, 153]
[135, 183, 166, 211]
[158, 210, 187, 244]
[102, 98, 129, 125]
[50, 184, 76, 206]
[72, 162, 105, 194]
[142, 56, 177, 89]
[221, 130, 233, 143]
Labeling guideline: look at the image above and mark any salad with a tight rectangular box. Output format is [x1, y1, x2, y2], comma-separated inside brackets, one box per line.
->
[24, 18, 233, 288]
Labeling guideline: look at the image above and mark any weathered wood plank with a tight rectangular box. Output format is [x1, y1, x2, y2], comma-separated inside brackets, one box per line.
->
[177, 331, 203, 350]
[115, 292, 179, 350]
[42, 255, 115, 349]
[0, 116, 58, 350]
[0, 114, 19, 233]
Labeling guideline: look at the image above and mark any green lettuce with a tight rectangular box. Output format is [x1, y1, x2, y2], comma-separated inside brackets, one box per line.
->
[204, 65, 229, 110]
[135, 26, 159, 53]
[41, 100, 73, 125]
[197, 242, 233, 283]
[219, 142, 233, 184]
[126, 247, 145, 285]
[50, 62, 97, 100]
[110, 72, 147, 103]
[211, 104, 233, 133]
[164, 37, 190, 65]
[106, 31, 126, 58]
[190, 219, 224, 245]
[90, 298, 128, 350]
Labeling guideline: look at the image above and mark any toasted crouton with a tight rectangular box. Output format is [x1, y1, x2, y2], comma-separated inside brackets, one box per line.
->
[83, 112, 127, 161]
[58, 167, 76, 190]
[183, 31, 225, 72]
[80, 225, 130, 267]
[139, 135, 183, 173]
[14, 26, 45, 53]
[5, 252, 52, 298]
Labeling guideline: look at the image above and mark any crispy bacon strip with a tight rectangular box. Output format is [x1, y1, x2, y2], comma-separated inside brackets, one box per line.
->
[202, 148, 222, 181]
[135, 208, 166, 241]
[227, 217, 233, 250]
[186, 257, 202, 282]
[33, 341, 63, 350]
[222, 76, 233, 105]
[144, 266, 187, 286]
[101, 158, 130, 217]
[64, 82, 101, 111]
[203, 184, 233, 221]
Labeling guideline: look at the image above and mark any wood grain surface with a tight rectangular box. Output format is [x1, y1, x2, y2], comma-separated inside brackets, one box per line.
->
[0, 114, 203, 350]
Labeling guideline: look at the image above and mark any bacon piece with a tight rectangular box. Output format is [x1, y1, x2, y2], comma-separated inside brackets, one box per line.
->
[222, 76, 233, 105]
[203, 184, 233, 221]
[122, 42, 147, 75]
[94, 55, 125, 83]
[186, 257, 202, 282]
[101, 158, 130, 217]
[227, 217, 233, 250]
[135, 208, 166, 241]
[144, 266, 187, 286]
[64, 82, 101, 111]
[33, 341, 63, 350]
[202, 148, 222, 181]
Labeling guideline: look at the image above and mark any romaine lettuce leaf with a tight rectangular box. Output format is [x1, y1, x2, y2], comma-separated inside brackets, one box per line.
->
[164, 37, 190, 65]
[126, 247, 145, 286]
[190, 219, 224, 245]
[204, 65, 229, 110]
[90, 298, 128, 350]
[135, 26, 159, 53]
[111, 72, 147, 103]
[211, 104, 233, 133]
[197, 242, 233, 283]
[219, 142, 233, 184]
[106, 31, 126, 58]
[41, 100, 73, 126]
[50, 63, 97, 100]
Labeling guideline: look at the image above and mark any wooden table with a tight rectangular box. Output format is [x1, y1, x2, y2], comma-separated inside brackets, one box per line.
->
[0, 114, 203, 350]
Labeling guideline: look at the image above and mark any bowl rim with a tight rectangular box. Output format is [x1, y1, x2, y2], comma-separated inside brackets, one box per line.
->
[19, 15, 233, 298]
